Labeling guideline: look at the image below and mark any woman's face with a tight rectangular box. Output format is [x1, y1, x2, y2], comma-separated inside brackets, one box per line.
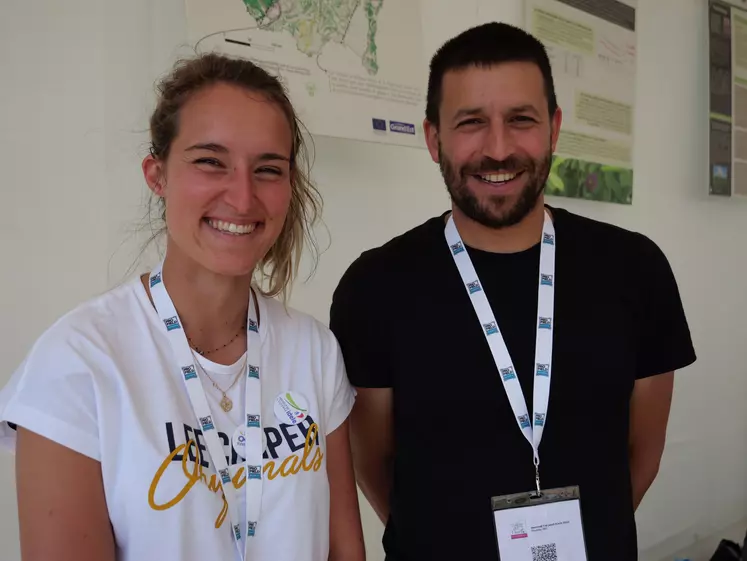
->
[144, 82, 293, 277]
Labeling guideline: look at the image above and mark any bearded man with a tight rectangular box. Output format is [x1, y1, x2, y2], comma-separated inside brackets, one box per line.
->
[329, 22, 696, 561]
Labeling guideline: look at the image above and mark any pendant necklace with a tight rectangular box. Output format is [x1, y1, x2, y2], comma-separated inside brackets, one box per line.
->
[191, 349, 247, 412]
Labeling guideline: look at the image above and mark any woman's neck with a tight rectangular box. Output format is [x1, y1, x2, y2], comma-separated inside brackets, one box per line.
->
[143, 243, 253, 364]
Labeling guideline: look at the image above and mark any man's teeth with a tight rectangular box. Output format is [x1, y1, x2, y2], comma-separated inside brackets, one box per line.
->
[207, 219, 257, 235]
[480, 172, 519, 184]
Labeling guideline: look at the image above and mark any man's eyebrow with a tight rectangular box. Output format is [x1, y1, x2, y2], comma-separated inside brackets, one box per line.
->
[185, 142, 229, 153]
[508, 104, 541, 117]
[452, 107, 485, 121]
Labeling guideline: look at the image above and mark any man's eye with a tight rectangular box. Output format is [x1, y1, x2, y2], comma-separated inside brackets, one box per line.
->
[512, 116, 536, 123]
[458, 119, 482, 127]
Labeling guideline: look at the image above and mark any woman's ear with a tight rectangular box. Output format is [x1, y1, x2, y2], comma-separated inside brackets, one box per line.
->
[142, 154, 166, 197]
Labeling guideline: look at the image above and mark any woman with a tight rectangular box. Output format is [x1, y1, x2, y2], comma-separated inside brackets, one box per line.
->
[0, 52, 365, 561]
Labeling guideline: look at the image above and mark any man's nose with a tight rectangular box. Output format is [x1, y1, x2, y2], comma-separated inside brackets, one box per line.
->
[483, 123, 514, 163]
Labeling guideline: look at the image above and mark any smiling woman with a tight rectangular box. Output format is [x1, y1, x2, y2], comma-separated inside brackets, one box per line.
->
[0, 52, 365, 561]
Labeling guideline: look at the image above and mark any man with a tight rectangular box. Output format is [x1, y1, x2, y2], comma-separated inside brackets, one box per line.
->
[329, 22, 696, 561]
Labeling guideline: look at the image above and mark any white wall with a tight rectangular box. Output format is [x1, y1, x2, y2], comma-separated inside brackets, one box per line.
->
[0, 1, 745, 560]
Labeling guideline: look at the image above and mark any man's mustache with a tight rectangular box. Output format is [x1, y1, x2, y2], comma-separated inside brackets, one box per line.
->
[461, 156, 530, 175]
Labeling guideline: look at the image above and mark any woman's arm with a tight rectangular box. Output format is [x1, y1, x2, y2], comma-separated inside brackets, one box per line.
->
[16, 427, 115, 561]
[326, 419, 366, 561]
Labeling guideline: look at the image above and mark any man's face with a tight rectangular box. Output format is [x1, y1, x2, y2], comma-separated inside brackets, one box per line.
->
[425, 62, 562, 229]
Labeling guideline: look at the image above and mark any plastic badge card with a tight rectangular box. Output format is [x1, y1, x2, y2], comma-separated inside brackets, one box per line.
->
[492, 486, 588, 561]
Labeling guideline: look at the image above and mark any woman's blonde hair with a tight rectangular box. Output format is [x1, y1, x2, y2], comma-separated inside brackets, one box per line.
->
[148, 52, 321, 301]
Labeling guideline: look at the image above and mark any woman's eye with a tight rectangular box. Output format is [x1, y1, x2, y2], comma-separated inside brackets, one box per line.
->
[257, 167, 282, 176]
[194, 158, 225, 168]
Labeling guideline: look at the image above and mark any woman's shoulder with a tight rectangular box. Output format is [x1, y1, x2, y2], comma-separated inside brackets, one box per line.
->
[259, 294, 339, 353]
[30, 277, 149, 355]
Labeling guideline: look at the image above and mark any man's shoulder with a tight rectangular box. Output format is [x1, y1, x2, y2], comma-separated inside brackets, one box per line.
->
[553, 206, 664, 260]
[336, 213, 447, 288]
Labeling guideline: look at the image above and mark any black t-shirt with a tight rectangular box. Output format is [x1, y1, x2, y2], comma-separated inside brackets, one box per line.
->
[329, 206, 696, 561]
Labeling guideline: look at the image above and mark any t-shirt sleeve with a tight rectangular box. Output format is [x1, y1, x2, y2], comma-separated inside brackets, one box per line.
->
[321, 331, 356, 436]
[634, 234, 697, 379]
[329, 252, 394, 388]
[0, 323, 101, 461]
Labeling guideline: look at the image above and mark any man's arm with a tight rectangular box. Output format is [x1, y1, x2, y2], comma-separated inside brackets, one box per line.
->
[628, 371, 674, 510]
[348, 387, 394, 525]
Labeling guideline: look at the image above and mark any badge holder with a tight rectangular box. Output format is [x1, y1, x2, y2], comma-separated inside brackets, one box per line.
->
[491, 485, 589, 561]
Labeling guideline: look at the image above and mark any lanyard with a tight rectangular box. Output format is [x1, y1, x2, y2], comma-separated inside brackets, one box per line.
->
[444, 210, 556, 493]
[149, 261, 263, 560]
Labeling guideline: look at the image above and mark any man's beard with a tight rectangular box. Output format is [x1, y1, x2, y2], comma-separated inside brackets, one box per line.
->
[438, 143, 552, 230]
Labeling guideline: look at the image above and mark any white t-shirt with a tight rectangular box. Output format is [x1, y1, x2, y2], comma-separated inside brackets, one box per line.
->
[0, 277, 356, 561]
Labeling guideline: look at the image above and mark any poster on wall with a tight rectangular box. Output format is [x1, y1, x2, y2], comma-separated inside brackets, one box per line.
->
[184, 0, 428, 149]
[523, 0, 637, 205]
[708, 0, 747, 198]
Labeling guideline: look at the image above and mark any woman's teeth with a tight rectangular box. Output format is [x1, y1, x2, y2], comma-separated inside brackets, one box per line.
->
[207, 219, 257, 235]
[479, 172, 519, 184]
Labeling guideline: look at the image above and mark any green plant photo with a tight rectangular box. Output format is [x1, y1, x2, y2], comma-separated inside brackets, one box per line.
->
[546, 156, 633, 205]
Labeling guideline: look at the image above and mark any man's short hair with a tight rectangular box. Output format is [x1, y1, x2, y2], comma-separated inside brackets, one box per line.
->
[425, 22, 558, 127]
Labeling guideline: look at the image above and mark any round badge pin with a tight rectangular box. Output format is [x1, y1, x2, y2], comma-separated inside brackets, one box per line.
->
[273, 391, 309, 426]
[232, 425, 246, 455]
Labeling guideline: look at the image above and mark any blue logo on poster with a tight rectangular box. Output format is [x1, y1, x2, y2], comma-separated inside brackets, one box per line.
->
[372, 118, 386, 131]
[389, 120, 416, 135]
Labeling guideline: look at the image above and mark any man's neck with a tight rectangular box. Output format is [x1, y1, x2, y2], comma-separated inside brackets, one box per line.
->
[451, 199, 548, 254]
[146, 241, 253, 347]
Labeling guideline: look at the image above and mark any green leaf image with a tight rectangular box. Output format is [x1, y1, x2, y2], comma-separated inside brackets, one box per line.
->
[285, 393, 307, 411]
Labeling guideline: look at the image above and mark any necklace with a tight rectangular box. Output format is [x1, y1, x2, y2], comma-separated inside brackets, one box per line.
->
[187, 320, 247, 357]
[191, 350, 247, 412]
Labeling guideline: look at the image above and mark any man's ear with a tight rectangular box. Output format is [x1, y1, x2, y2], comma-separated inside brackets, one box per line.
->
[550, 106, 563, 153]
[423, 118, 440, 165]
[142, 154, 166, 197]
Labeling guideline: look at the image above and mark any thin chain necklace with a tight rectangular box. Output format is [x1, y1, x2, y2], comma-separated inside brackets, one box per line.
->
[191, 348, 247, 412]
[187, 320, 246, 357]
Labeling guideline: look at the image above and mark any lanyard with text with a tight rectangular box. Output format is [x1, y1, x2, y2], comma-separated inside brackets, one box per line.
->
[445, 210, 556, 493]
[149, 260, 263, 561]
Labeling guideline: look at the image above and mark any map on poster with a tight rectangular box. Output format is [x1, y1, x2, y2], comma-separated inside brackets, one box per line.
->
[185, 0, 428, 148]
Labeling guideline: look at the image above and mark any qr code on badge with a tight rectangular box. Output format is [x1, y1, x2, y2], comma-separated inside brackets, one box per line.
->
[531, 543, 558, 561]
